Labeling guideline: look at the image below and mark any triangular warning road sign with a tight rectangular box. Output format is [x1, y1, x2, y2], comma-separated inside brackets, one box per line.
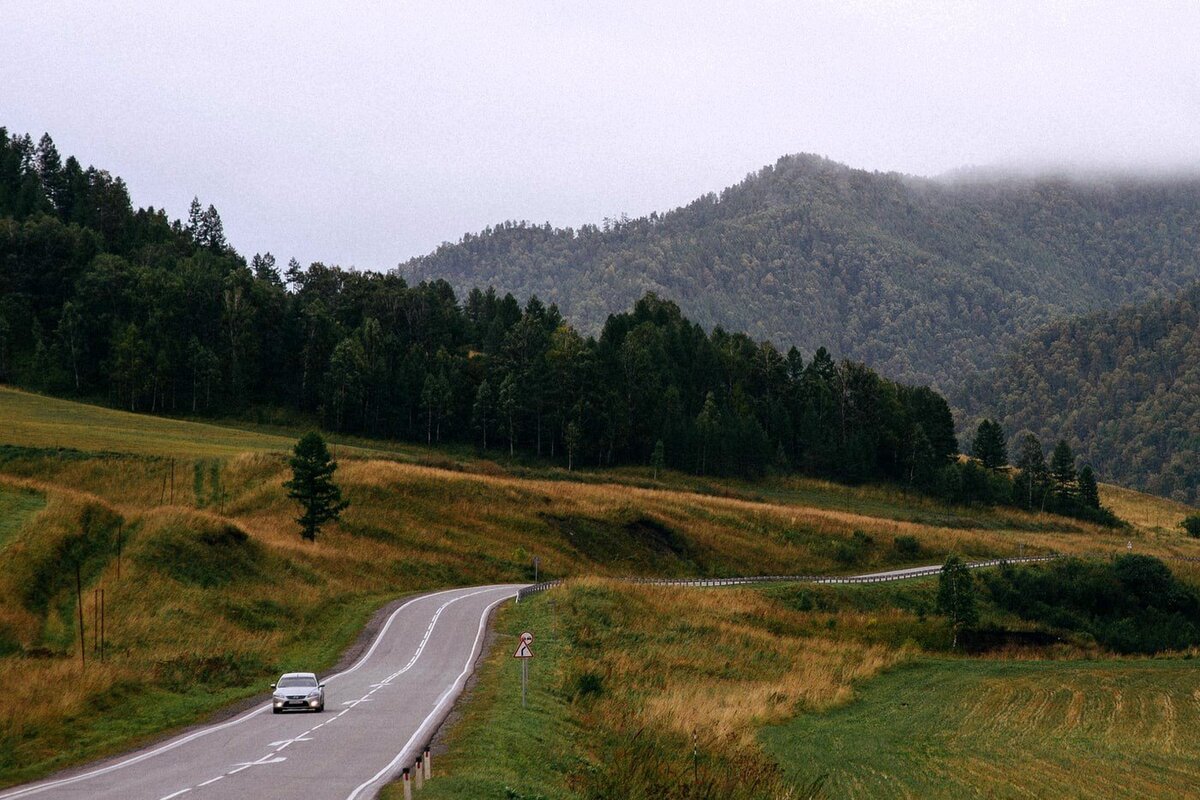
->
[513, 641, 533, 658]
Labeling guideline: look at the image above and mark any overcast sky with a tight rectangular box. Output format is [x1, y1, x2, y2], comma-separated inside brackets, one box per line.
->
[5, 1, 1199, 268]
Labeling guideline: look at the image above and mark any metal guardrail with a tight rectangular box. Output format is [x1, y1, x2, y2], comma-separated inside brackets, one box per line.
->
[515, 555, 1061, 600]
[515, 580, 563, 602]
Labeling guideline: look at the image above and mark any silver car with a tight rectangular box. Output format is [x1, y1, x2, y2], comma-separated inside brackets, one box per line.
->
[271, 672, 325, 713]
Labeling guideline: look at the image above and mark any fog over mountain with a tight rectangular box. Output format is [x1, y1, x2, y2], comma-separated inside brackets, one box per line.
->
[4, 1, 1198, 267]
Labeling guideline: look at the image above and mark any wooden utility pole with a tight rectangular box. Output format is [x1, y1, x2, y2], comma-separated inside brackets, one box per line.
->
[75, 564, 85, 669]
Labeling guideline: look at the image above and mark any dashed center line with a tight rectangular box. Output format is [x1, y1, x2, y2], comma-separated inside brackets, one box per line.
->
[151, 587, 498, 800]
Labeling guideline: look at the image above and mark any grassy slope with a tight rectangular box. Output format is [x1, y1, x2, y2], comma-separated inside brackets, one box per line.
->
[406, 578, 1200, 800]
[0, 486, 44, 549]
[762, 659, 1200, 799]
[1, 386, 1197, 791]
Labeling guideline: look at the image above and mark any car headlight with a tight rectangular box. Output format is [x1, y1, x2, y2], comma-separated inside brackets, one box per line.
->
[273, 692, 285, 700]
[306, 690, 321, 699]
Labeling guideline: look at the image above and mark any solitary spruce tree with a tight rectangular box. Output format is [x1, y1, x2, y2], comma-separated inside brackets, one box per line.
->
[971, 419, 1008, 470]
[284, 432, 348, 541]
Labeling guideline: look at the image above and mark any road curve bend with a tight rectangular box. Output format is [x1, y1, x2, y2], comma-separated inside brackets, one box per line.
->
[1, 583, 523, 800]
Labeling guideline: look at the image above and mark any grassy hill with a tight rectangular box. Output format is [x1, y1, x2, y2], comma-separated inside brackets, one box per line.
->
[0, 388, 1197, 792]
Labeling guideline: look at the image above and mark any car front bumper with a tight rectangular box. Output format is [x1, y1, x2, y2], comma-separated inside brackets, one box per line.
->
[274, 696, 321, 710]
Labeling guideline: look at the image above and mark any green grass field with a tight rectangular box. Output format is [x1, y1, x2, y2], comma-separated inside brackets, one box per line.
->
[0, 386, 305, 457]
[0, 487, 44, 550]
[762, 659, 1200, 799]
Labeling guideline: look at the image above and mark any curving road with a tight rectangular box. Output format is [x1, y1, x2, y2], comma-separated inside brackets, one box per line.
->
[3, 557, 1056, 800]
[1, 584, 523, 800]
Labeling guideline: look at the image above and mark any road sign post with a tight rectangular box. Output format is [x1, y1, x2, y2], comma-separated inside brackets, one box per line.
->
[514, 631, 534, 707]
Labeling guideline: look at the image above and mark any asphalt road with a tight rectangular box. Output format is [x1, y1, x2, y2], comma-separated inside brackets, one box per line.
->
[1, 584, 523, 800]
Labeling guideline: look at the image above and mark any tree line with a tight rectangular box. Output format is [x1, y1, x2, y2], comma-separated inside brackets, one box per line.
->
[0, 130, 1122, 519]
[961, 420, 1116, 525]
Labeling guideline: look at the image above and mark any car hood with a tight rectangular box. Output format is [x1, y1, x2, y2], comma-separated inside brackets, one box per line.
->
[276, 685, 320, 695]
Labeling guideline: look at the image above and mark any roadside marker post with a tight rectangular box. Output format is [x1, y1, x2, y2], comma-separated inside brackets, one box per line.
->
[414, 757, 423, 789]
[514, 631, 534, 707]
[423, 746, 431, 780]
[402, 767, 412, 800]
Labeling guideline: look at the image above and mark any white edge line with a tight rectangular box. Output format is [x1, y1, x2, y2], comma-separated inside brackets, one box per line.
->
[344, 590, 516, 800]
[0, 585, 510, 800]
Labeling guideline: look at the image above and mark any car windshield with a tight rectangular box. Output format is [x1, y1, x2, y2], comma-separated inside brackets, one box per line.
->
[278, 676, 317, 688]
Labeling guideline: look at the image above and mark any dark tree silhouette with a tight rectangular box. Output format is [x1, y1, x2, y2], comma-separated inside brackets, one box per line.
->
[283, 432, 349, 542]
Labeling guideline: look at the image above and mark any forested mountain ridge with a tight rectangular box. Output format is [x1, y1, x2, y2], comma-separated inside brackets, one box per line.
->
[959, 284, 1200, 504]
[0, 128, 965, 486]
[401, 154, 1200, 390]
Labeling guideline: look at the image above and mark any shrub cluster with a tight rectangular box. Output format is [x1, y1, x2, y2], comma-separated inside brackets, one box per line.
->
[982, 556, 1200, 654]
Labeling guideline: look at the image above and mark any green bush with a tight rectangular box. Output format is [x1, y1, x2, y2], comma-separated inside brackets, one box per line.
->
[1182, 515, 1200, 538]
[982, 555, 1200, 654]
[893, 535, 921, 558]
[833, 530, 874, 566]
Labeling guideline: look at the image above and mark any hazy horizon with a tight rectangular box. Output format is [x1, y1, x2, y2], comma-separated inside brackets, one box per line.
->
[6, 1, 1198, 268]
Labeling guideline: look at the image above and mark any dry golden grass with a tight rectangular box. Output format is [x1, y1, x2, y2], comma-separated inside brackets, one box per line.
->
[620, 584, 907, 746]
[1100, 483, 1196, 536]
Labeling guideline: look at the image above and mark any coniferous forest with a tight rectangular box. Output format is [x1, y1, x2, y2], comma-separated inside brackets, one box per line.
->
[0, 129, 961, 486]
[0, 128, 1162, 517]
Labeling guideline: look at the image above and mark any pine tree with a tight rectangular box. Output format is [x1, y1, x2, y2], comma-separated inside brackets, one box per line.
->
[499, 373, 518, 456]
[1077, 465, 1101, 510]
[1049, 439, 1078, 501]
[186, 197, 203, 238]
[198, 204, 227, 251]
[971, 419, 1008, 470]
[907, 423, 935, 488]
[472, 379, 496, 449]
[1014, 433, 1049, 510]
[564, 421, 581, 471]
[283, 432, 348, 542]
[696, 391, 720, 475]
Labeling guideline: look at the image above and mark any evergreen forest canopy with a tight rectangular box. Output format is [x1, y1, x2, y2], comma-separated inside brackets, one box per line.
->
[402, 153, 1200, 392]
[0, 129, 1148, 518]
[960, 284, 1200, 504]
[0, 128, 962, 486]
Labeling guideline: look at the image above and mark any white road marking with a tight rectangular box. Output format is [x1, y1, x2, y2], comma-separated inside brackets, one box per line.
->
[344, 590, 515, 800]
[157, 790, 191, 800]
[230, 756, 287, 768]
[0, 585, 485, 800]
[197, 776, 223, 787]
